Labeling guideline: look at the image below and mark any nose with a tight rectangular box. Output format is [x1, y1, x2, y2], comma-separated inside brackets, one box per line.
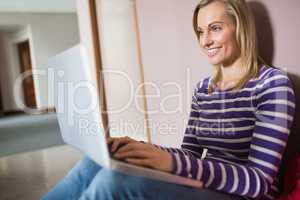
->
[200, 32, 213, 48]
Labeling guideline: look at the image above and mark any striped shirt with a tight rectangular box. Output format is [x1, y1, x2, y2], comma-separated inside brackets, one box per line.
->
[155, 66, 295, 200]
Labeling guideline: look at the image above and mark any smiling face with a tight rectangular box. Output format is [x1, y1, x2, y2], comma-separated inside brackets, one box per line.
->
[197, 1, 240, 66]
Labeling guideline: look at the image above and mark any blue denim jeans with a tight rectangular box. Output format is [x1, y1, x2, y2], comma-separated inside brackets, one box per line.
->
[41, 156, 244, 200]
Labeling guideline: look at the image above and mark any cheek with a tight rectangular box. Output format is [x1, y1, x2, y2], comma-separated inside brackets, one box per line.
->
[216, 31, 236, 50]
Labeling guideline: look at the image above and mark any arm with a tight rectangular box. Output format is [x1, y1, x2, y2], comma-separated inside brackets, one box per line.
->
[170, 72, 295, 198]
[146, 86, 204, 158]
[113, 83, 206, 172]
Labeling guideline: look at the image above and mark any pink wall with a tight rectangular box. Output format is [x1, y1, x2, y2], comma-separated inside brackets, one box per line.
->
[248, 0, 300, 72]
[136, 0, 300, 157]
[136, 0, 209, 147]
[247, 0, 300, 160]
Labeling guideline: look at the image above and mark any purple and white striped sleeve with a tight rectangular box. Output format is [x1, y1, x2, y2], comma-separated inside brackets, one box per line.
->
[149, 86, 204, 158]
[170, 72, 295, 198]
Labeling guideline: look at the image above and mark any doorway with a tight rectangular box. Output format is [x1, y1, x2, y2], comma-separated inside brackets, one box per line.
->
[17, 40, 37, 109]
[0, 82, 3, 115]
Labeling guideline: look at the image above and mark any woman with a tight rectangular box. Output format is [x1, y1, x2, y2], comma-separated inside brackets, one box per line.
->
[42, 0, 295, 199]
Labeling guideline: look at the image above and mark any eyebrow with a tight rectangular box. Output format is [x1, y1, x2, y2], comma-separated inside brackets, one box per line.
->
[197, 21, 225, 31]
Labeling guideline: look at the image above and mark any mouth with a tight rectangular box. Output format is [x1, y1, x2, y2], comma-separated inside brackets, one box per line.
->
[207, 47, 221, 58]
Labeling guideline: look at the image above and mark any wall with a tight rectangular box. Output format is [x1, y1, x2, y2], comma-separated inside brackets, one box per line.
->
[96, 0, 149, 141]
[136, 0, 210, 147]
[0, 28, 28, 111]
[135, 0, 300, 150]
[0, 32, 13, 111]
[0, 13, 79, 111]
[246, 0, 300, 161]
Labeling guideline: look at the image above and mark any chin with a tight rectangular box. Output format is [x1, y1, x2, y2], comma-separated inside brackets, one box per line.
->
[208, 59, 223, 66]
[208, 55, 230, 66]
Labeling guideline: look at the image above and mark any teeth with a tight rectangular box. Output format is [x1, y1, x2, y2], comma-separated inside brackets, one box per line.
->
[207, 48, 219, 56]
[208, 48, 218, 53]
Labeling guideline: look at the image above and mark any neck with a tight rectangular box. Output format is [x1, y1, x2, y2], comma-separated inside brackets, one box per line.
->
[220, 57, 245, 82]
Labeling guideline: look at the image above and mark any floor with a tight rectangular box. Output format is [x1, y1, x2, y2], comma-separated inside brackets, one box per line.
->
[0, 113, 82, 200]
[0, 113, 64, 157]
[0, 145, 82, 200]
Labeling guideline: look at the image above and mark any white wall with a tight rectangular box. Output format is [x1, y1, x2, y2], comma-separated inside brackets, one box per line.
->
[95, 0, 148, 141]
[0, 32, 15, 111]
[0, 13, 79, 111]
[0, 0, 76, 13]
[0, 28, 28, 111]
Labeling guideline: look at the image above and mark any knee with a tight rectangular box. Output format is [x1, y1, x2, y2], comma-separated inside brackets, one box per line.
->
[79, 169, 126, 199]
[90, 169, 142, 196]
[80, 169, 160, 200]
[66, 156, 102, 184]
[99, 169, 129, 190]
[75, 156, 101, 173]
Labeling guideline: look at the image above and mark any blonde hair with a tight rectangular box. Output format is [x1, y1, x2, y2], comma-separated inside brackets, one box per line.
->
[193, 0, 262, 93]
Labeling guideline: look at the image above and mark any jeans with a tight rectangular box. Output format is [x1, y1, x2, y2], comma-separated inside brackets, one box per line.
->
[41, 156, 245, 200]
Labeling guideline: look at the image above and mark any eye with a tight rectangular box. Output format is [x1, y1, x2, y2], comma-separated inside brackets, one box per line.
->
[196, 27, 204, 36]
[198, 30, 204, 36]
[211, 25, 222, 32]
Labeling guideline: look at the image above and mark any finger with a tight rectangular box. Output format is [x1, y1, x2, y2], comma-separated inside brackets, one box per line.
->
[111, 139, 121, 153]
[111, 137, 134, 153]
[114, 142, 135, 154]
[107, 136, 130, 144]
[106, 137, 115, 144]
[125, 158, 152, 168]
[115, 142, 149, 154]
[114, 150, 151, 159]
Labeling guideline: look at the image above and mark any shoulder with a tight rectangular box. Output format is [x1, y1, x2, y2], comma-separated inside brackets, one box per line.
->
[255, 65, 293, 91]
[254, 66, 295, 103]
[194, 76, 211, 95]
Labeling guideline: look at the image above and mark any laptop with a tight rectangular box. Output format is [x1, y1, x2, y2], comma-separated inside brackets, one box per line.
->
[48, 44, 202, 188]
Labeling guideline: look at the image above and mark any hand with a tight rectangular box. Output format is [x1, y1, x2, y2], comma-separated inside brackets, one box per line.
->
[107, 136, 137, 153]
[113, 141, 173, 173]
